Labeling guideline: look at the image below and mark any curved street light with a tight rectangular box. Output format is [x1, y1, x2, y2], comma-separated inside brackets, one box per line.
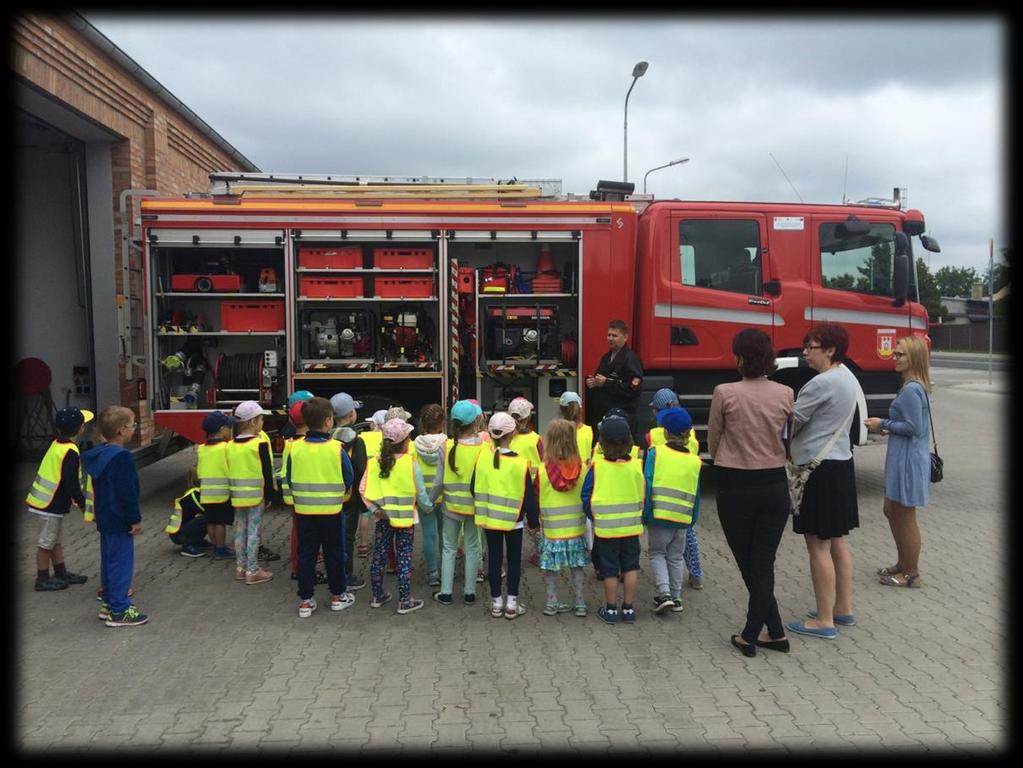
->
[643, 157, 690, 194]
[623, 61, 649, 183]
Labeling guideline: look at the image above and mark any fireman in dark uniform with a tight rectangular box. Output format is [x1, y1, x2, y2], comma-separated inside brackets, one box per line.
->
[585, 319, 644, 442]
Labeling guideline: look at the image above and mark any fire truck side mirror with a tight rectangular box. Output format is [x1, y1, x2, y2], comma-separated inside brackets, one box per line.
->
[920, 235, 941, 253]
[893, 232, 909, 307]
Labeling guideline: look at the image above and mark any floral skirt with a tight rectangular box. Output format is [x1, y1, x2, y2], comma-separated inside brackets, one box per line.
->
[539, 535, 588, 571]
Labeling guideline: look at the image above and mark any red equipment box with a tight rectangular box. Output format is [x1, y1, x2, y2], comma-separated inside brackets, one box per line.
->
[374, 277, 434, 298]
[372, 247, 434, 270]
[171, 274, 242, 292]
[458, 266, 475, 294]
[298, 246, 363, 269]
[299, 276, 363, 298]
[221, 301, 284, 332]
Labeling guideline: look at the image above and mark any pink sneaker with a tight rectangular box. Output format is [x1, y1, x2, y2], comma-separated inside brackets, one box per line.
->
[245, 568, 273, 585]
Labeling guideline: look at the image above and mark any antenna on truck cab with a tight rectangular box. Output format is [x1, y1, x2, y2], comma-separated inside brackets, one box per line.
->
[769, 152, 803, 203]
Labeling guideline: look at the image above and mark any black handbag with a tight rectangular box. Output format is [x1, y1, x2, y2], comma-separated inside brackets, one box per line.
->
[925, 388, 942, 483]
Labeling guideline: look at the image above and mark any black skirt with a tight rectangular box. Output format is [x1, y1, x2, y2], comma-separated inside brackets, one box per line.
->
[792, 458, 859, 539]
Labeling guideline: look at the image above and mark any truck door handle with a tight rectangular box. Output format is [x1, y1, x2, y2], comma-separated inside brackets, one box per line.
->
[671, 327, 699, 346]
[764, 280, 781, 295]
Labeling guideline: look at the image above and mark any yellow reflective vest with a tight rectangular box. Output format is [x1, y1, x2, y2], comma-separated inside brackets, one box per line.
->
[647, 427, 699, 456]
[474, 450, 528, 532]
[26, 440, 79, 511]
[364, 453, 416, 528]
[227, 436, 266, 508]
[649, 446, 701, 527]
[575, 424, 594, 462]
[362, 430, 383, 460]
[410, 443, 441, 503]
[443, 439, 485, 516]
[510, 432, 542, 477]
[197, 440, 231, 505]
[289, 439, 346, 515]
[590, 455, 645, 539]
[594, 443, 641, 460]
[83, 472, 95, 523]
[537, 464, 585, 540]
[167, 487, 203, 534]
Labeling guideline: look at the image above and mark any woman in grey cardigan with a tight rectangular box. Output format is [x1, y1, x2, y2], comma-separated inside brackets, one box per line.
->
[787, 322, 860, 640]
[864, 335, 932, 588]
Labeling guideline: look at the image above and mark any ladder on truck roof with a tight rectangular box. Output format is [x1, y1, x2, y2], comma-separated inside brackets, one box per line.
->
[207, 172, 562, 199]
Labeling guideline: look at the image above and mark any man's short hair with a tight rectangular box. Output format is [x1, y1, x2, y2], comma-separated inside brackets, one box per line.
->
[608, 319, 629, 335]
[97, 406, 134, 440]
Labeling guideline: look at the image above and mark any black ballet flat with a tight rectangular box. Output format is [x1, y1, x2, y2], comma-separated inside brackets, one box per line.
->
[731, 635, 756, 657]
[754, 637, 791, 653]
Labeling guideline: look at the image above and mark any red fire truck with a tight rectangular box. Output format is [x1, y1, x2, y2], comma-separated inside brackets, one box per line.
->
[138, 174, 938, 449]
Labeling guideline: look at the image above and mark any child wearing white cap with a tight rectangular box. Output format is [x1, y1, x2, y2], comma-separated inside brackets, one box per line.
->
[356, 409, 388, 559]
[508, 396, 544, 568]
[472, 412, 541, 619]
[361, 418, 434, 614]
[226, 401, 277, 585]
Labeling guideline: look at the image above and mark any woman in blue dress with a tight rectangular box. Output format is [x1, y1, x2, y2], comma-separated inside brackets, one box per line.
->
[864, 335, 932, 588]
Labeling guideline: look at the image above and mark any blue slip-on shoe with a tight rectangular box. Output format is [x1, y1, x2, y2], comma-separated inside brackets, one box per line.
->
[597, 606, 619, 625]
[807, 609, 855, 627]
[787, 619, 837, 639]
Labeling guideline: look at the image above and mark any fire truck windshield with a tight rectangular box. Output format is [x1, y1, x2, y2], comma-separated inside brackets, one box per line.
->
[819, 222, 897, 297]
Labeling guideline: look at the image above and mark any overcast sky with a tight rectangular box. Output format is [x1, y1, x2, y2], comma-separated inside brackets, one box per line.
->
[84, 14, 1007, 274]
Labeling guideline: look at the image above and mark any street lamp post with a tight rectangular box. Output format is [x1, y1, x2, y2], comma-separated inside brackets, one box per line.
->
[623, 61, 648, 183]
[643, 157, 690, 195]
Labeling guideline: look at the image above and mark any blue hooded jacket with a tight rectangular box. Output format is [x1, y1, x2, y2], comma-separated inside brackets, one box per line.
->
[81, 443, 141, 534]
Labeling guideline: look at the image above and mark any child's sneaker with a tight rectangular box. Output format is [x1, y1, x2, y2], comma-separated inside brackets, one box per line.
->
[370, 592, 392, 609]
[258, 545, 281, 562]
[426, 571, 441, 587]
[331, 592, 356, 612]
[298, 597, 317, 618]
[621, 606, 636, 623]
[105, 605, 148, 627]
[504, 602, 526, 620]
[574, 603, 588, 617]
[490, 598, 504, 618]
[688, 574, 704, 590]
[59, 571, 88, 585]
[463, 593, 477, 605]
[598, 606, 619, 625]
[34, 577, 68, 592]
[213, 546, 235, 560]
[433, 592, 453, 605]
[543, 601, 571, 616]
[346, 574, 367, 591]
[180, 544, 206, 558]
[671, 597, 685, 613]
[245, 568, 273, 585]
[98, 602, 111, 621]
[235, 567, 246, 581]
[652, 594, 674, 614]
[476, 568, 485, 584]
[396, 598, 424, 615]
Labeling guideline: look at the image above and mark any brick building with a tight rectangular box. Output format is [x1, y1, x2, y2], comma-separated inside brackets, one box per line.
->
[12, 12, 258, 460]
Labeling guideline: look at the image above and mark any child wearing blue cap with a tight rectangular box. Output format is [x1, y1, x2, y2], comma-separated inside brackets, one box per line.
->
[25, 406, 94, 591]
[645, 389, 705, 590]
[197, 410, 236, 560]
[643, 407, 703, 615]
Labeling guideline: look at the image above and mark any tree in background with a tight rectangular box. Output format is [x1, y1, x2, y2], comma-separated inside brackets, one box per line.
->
[934, 265, 980, 297]
[915, 257, 947, 322]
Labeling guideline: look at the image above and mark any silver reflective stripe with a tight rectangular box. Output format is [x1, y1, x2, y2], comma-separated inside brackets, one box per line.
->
[651, 486, 696, 503]
[543, 504, 583, 516]
[231, 489, 263, 499]
[229, 478, 262, 487]
[33, 476, 58, 491]
[596, 515, 643, 528]
[375, 495, 415, 507]
[445, 490, 472, 501]
[486, 508, 519, 522]
[444, 482, 471, 492]
[389, 509, 415, 519]
[654, 501, 693, 515]
[27, 488, 51, 504]
[543, 516, 585, 529]
[201, 477, 230, 485]
[293, 495, 344, 505]
[291, 482, 344, 492]
[475, 492, 520, 508]
[592, 502, 643, 515]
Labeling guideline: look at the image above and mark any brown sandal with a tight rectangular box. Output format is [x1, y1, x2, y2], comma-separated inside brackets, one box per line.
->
[879, 572, 922, 588]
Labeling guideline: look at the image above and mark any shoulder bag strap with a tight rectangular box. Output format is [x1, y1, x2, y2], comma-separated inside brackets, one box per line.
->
[919, 382, 938, 458]
[808, 399, 859, 470]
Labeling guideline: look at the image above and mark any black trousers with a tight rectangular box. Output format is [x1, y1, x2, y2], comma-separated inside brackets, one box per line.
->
[343, 507, 361, 577]
[296, 513, 345, 600]
[715, 467, 790, 644]
[169, 515, 207, 548]
[484, 527, 523, 598]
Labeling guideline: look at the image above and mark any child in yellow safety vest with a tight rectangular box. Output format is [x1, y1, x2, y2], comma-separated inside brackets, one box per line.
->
[473, 412, 541, 620]
[25, 406, 94, 591]
[645, 388, 705, 590]
[431, 400, 487, 605]
[356, 409, 387, 559]
[361, 418, 434, 614]
[281, 400, 311, 581]
[227, 401, 278, 585]
[643, 407, 703, 615]
[196, 410, 235, 561]
[537, 419, 590, 617]
[558, 390, 595, 564]
[582, 415, 645, 625]
[508, 396, 544, 569]
[166, 486, 211, 557]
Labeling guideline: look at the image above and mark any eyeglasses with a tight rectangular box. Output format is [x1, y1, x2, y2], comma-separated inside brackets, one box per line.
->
[803, 344, 823, 351]
[892, 351, 906, 359]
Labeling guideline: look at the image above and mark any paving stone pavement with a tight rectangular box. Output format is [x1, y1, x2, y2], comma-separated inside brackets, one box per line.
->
[14, 367, 1008, 754]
